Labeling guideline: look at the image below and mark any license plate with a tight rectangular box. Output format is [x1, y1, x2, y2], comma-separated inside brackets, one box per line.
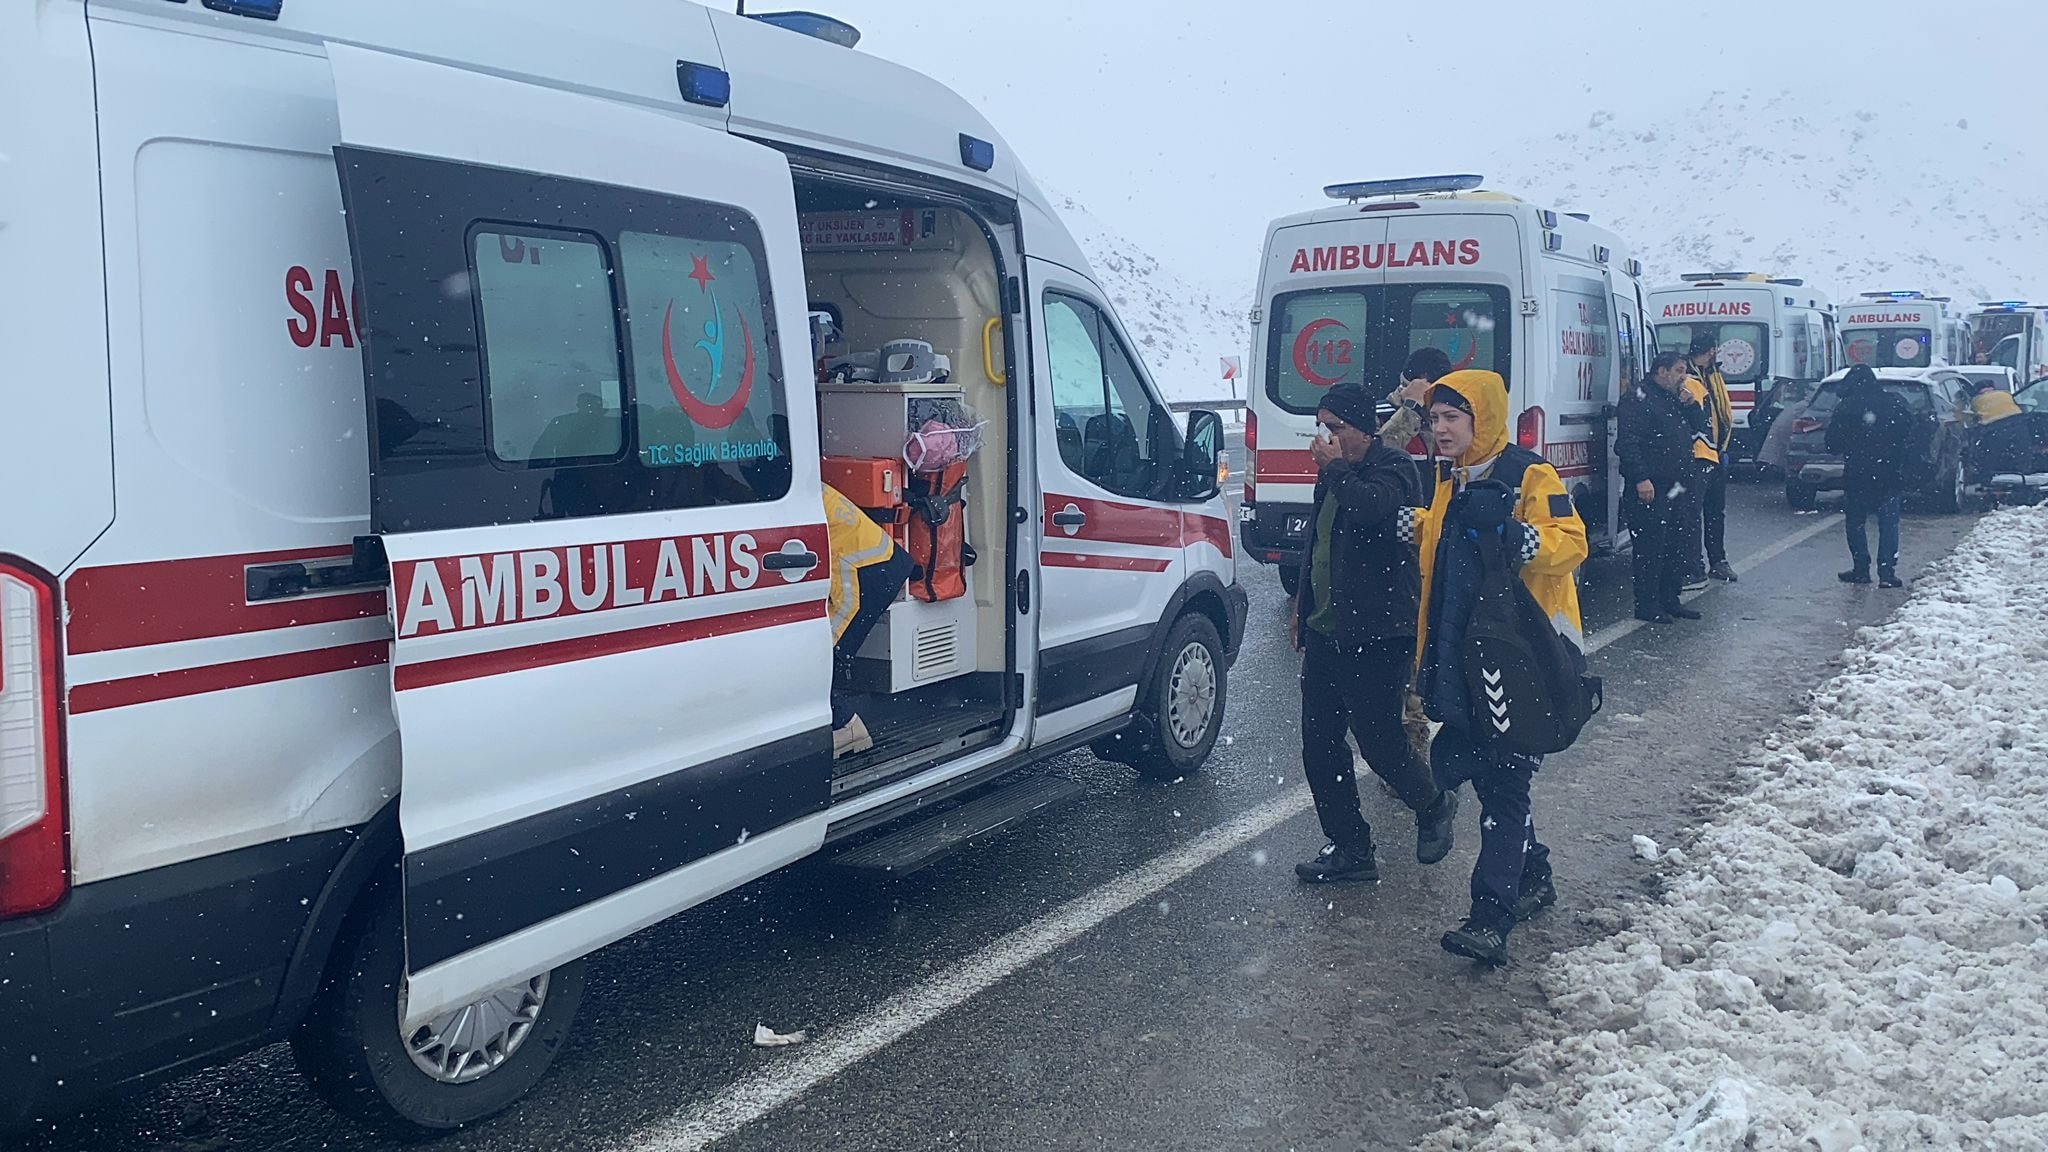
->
[1285, 516, 1308, 535]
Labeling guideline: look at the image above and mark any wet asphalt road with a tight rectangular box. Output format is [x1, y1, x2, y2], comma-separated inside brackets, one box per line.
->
[24, 477, 1980, 1152]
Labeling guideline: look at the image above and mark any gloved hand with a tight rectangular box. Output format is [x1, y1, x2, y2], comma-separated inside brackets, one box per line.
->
[1455, 480, 1515, 531]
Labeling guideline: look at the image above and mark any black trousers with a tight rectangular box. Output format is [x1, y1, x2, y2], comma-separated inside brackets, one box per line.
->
[1628, 493, 1688, 614]
[1701, 461, 1728, 568]
[1432, 725, 1549, 930]
[1299, 632, 1440, 854]
[832, 549, 914, 725]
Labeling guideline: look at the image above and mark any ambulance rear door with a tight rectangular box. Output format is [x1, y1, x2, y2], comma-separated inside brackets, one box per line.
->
[1543, 269, 1619, 546]
[1380, 211, 1524, 472]
[1255, 217, 1390, 509]
[326, 45, 835, 1028]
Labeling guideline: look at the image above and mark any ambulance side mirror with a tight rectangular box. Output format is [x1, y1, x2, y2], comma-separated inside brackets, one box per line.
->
[1182, 409, 1225, 501]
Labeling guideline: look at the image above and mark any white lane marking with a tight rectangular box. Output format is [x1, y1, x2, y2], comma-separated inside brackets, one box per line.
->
[1582, 512, 1843, 654]
[618, 510, 1845, 1152]
[624, 788, 1311, 1152]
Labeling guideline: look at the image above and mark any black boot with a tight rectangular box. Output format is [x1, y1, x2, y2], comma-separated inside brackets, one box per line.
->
[1838, 567, 1871, 585]
[1515, 871, 1557, 921]
[1709, 561, 1738, 583]
[1296, 841, 1378, 884]
[1663, 602, 1703, 621]
[1634, 607, 1669, 624]
[1441, 917, 1511, 966]
[1416, 789, 1459, 866]
[1879, 570, 1904, 589]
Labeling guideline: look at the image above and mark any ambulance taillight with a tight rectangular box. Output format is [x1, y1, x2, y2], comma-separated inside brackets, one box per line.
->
[1243, 411, 1258, 506]
[1245, 409, 1259, 452]
[1517, 407, 1545, 453]
[0, 560, 67, 920]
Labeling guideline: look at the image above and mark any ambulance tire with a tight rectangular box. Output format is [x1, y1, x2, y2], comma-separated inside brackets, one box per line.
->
[1129, 613, 1226, 779]
[292, 880, 587, 1137]
[1278, 566, 1300, 598]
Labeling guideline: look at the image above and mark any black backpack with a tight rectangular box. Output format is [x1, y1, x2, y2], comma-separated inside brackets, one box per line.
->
[1460, 483, 1601, 756]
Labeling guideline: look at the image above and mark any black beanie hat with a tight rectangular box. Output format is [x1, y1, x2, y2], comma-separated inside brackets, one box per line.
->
[1689, 330, 1719, 356]
[1317, 384, 1380, 432]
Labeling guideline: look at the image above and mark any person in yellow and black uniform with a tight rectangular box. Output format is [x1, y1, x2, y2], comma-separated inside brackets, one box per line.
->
[1685, 331, 1738, 584]
[825, 484, 913, 758]
[1399, 370, 1589, 966]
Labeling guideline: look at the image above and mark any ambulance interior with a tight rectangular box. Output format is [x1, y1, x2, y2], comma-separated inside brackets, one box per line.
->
[792, 175, 1015, 792]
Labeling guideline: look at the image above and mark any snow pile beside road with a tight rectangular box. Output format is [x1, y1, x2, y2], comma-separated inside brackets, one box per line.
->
[1424, 507, 2048, 1152]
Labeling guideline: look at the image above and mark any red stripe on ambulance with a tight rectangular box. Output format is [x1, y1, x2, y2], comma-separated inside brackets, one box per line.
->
[66, 546, 386, 654]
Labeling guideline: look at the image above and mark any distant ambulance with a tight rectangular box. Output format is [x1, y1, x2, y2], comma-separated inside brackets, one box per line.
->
[1646, 273, 1839, 464]
[1967, 301, 2048, 385]
[1842, 291, 1968, 369]
[1242, 174, 1649, 586]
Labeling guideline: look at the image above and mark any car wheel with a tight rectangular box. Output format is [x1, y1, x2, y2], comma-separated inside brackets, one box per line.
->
[1127, 614, 1226, 780]
[1277, 566, 1300, 598]
[292, 880, 587, 1137]
[1785, 478, 1818, 511]
[1934, 452, 1965, 514]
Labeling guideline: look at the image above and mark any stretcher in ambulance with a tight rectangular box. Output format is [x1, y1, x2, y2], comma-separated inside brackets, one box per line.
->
[1842, 291, 1967, 369]
[1242, 175, 1649, 588]
[1646, 273, 1840, 463]
[0, 0, 1245, 1132]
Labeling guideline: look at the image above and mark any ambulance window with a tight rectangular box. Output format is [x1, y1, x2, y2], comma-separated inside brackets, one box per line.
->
[617, 229, 789, 488]
[1267, 288, 1370, 415]
[1402, 286, 1511, 385]
[1045, 291, 1186, 501]
[472, 229, 627, 466]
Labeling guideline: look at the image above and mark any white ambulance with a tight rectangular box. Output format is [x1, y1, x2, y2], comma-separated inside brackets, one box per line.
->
[1241, 175, 1649, 586]
[1646, 273, 1840, 464]
[0, 0, 1247, 1132]
[1967, 301, 2048, 385]
[1842, 291, 1968, 369]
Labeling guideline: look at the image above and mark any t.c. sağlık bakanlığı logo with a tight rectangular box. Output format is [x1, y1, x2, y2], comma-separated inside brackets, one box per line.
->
[662, 254, 755, 430]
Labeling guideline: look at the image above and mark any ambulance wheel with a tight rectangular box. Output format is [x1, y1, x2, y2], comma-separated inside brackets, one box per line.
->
[1784, 479, 1818, 511]
[292, 881, 587, 1137]
[1278, 567, 1300, 598]
[1130, 614, 1225, 779]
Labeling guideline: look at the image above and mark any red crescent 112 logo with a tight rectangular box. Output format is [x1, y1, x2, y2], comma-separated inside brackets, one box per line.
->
[662, 254, 756, 431]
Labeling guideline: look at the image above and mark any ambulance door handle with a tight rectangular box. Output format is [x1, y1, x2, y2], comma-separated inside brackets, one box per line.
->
[762, 549, 820, 572]
[1051, 508, 1087, 528]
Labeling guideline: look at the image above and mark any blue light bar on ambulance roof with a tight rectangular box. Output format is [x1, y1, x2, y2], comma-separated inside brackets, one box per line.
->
[747, 11, 862, 47]
[1861, 290, 1926, 300]
[200, 0, 283, 17]
[1980, 300, 2033, 310]
[1323, 174, 1484, 201]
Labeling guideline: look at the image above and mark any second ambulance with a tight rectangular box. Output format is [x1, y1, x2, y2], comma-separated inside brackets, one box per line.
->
[1842, 291, 1968, 369]
[1242, 175, 1650, 588]
[1646, 273, 1840, 465]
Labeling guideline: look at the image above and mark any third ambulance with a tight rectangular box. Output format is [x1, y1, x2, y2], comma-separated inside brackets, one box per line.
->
[1646, 273, 1840, 464]
[1, 0, 1245, 1133]
[1967, 301, 2048, 385]
[1242, 174, 1649, 587]
[1843, 291, 1968, 369]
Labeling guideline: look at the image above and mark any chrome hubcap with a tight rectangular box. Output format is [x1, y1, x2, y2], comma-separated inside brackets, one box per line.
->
[401, 973, 549, 1085]
[1165, 642, 1218, 749]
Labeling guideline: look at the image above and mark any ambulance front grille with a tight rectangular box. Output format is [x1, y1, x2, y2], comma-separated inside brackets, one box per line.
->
[911, 621, 961, 682]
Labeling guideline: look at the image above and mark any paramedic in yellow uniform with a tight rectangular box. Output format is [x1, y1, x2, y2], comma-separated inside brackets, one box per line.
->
[825, 484, 913, 758]
[1685, 331, 1737, 584]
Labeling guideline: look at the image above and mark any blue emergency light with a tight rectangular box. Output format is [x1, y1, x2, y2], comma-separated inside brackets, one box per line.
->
[677, 61, 732, 108]
[200, 0, 283, 17]
[1863, 290, 1926, 300]
[747, 11, 862, 48]
[1981, 300, 2032, 310]
[1323, 174, 1484, 201]
[959, 134, 996, 172]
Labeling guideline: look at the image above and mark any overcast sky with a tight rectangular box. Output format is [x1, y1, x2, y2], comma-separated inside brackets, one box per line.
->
[771, 1, 2046, 296]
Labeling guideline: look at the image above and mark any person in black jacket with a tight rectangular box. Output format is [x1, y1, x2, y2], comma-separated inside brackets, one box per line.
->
[1290, 385, 1459, 883]
[1615, 353, 1709, 623]
[1826, 365, 1913, 588]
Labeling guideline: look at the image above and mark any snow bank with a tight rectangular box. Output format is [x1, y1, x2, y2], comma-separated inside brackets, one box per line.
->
[1424, 507, 2048, 1152]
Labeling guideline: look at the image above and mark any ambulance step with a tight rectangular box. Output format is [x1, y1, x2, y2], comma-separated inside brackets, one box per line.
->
[832, 775, 1085, 876]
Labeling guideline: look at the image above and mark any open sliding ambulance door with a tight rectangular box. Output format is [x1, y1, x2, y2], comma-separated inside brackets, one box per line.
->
[326, 44, 835, 1028]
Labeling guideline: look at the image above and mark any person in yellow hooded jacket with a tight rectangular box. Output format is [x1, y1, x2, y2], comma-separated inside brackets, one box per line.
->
[825, 484, 913, 758]
[1684, 333, 1737, 584]
[1397, 370, 1587, 966]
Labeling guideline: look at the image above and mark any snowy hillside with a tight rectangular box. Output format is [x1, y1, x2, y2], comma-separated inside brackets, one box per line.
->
[1053, 193, 1251, 403]
[1486, 91, 2048, 303]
